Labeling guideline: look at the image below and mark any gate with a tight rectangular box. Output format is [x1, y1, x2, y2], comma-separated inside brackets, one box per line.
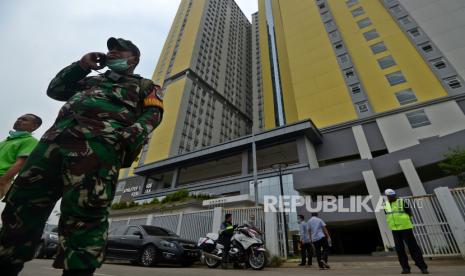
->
[403, 194, 461, 257]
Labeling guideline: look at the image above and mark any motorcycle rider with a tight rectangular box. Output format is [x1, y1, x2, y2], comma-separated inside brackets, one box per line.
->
[219, 213, 241, 268]
[219, 214, 234, 263]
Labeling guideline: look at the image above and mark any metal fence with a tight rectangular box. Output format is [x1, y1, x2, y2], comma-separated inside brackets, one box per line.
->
[151, 214, 180, 233]
[179, 210, 214, 242]
[128, 217, 148, 226]
[223, 206, 265, 233]
[404, 194, 461, 257]
[451, 188, 465, 221]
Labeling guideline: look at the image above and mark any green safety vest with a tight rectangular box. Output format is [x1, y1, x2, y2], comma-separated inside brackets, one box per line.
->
[384, 198, 413, 231]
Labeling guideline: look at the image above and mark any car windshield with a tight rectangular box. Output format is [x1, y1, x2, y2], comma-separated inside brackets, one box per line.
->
[141, 226, 178, 237]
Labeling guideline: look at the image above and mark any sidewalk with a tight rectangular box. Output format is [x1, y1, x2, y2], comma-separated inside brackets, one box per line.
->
[283, 255, 465, 269]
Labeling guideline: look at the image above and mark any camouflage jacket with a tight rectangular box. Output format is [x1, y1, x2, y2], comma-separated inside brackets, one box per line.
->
[43, 62, 164, 163]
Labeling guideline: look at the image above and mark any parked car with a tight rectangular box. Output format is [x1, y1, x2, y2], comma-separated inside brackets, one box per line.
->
[105, 225, 200, 267]
[35, 224, 59, 259]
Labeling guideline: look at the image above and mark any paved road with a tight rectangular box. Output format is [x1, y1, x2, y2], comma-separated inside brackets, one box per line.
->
[22, 259, 465, 276]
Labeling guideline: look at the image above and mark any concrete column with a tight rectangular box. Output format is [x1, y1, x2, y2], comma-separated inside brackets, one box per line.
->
[296, 136, 319, 169]
[399, 159, 426, 196]
[434, 187, 465, 259]
[362, 170, 395, 249]
[241, 150, 249, 176]
[171, 168, 179, 189]
[264, 210, 283, 258]
[212, 207, 223, 233]
[176, 213, 183, 236]
[352, 125, 373, 159]
[146, 214, 154, 225]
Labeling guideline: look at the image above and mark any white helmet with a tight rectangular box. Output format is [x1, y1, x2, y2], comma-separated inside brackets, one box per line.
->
[384, 189, 396, 196]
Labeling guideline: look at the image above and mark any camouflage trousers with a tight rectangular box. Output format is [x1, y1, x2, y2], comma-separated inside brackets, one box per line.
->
[0, 135, 121, 270]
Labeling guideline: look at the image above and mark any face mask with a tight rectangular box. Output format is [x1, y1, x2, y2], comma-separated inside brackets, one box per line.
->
[9, 130, 30, 138]
[107, 58, 129, 71]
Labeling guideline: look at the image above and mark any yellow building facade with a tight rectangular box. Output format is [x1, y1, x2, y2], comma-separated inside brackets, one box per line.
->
[258, 0, 448, 130]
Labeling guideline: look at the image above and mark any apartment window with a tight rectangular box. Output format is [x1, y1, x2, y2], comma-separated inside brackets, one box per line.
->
[330, 30, 340, 40]
[357, 18, 372, 29]
[364, 29, 379, 41]
[339, 54, 349, 64]
[406, 110, 431, 128]
[325, 20, 335, 29]
[399, 16, 412, 25]
[351, 7, 364, 17]
[350, 84, 361, 94]
[395, 89, 417, 105]
[377, 55, 396, 69]
[432, 58, 446, 70]
[344, 69, 355, 79]
[445, 77, 462, 89]
[409, 28, 421, 38]
[420, 43, 433, 53]
[386, 71, 406, 86]
[390, 5, 402, 13]
[370, 41, 387, 54]
[346, 0, 358, 7]
[357, 102, 369, 113]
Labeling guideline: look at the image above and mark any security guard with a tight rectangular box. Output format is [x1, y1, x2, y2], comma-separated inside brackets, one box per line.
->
[384, 189, 428, 274]
[0, 37, 164, 276]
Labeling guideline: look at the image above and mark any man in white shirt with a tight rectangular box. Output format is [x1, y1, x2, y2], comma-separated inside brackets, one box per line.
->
[307, 213, 331, 270]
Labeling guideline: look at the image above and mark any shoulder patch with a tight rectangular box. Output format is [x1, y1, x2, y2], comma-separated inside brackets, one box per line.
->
[143, 85, 164, 109]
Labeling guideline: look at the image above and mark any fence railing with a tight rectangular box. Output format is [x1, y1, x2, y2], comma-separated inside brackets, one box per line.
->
[404, 191, 462, 257]
[451, 188, 465, 221]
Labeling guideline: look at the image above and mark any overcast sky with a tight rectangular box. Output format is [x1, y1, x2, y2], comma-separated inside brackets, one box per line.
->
[0, 0, 258, 139]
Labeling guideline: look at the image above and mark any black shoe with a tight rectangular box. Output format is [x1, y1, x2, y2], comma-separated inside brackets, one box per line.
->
[298, 263, 306, 266]
[421, 269, 429, 274]
[401, 270, 411, 274]
[307, 263, 313, 267]
[321, 261, 330, 269]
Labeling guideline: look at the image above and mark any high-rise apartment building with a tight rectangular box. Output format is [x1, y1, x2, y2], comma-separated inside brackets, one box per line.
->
[113, 0, 465, 254]
[257, 0, 465, 129]
[119, 0, 253, 179]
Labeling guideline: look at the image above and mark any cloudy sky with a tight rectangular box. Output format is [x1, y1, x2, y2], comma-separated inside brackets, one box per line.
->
[0, 0, 257, 139]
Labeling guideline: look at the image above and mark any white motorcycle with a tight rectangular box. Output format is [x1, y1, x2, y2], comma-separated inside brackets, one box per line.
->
[197, 224, 267, 270]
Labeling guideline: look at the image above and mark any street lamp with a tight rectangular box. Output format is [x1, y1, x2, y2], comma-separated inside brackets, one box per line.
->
[271, 163, 289, 256]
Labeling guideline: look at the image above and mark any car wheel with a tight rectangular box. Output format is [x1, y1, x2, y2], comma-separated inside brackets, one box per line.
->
[34, 242, 44, 259]
[139, 245, 157, 267]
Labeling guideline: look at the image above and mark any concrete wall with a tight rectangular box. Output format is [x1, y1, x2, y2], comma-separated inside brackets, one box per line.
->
[399, 0, 465, 80]
[376, 101, 465, 152]
[316, 128, 359, 161]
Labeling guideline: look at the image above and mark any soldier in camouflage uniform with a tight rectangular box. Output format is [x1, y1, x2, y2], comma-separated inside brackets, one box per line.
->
[0, 37, 164, 276]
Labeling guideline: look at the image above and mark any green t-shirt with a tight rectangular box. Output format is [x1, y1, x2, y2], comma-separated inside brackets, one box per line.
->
[0, 132, 38, 176]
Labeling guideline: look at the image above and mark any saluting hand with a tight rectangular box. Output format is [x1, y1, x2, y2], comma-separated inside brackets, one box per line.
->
[79, 52, 107, 70]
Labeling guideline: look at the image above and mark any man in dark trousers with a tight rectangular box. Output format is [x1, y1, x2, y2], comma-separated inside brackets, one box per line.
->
[384, 189, 428, 274]
[298, 214, 313, 266]
[0, 37, 164, 276]
[307, 213, 331, 270]
[219, 213, 234, 268]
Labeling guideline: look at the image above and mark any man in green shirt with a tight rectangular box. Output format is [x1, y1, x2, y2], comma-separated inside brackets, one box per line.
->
[0, 114, 41, 198]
